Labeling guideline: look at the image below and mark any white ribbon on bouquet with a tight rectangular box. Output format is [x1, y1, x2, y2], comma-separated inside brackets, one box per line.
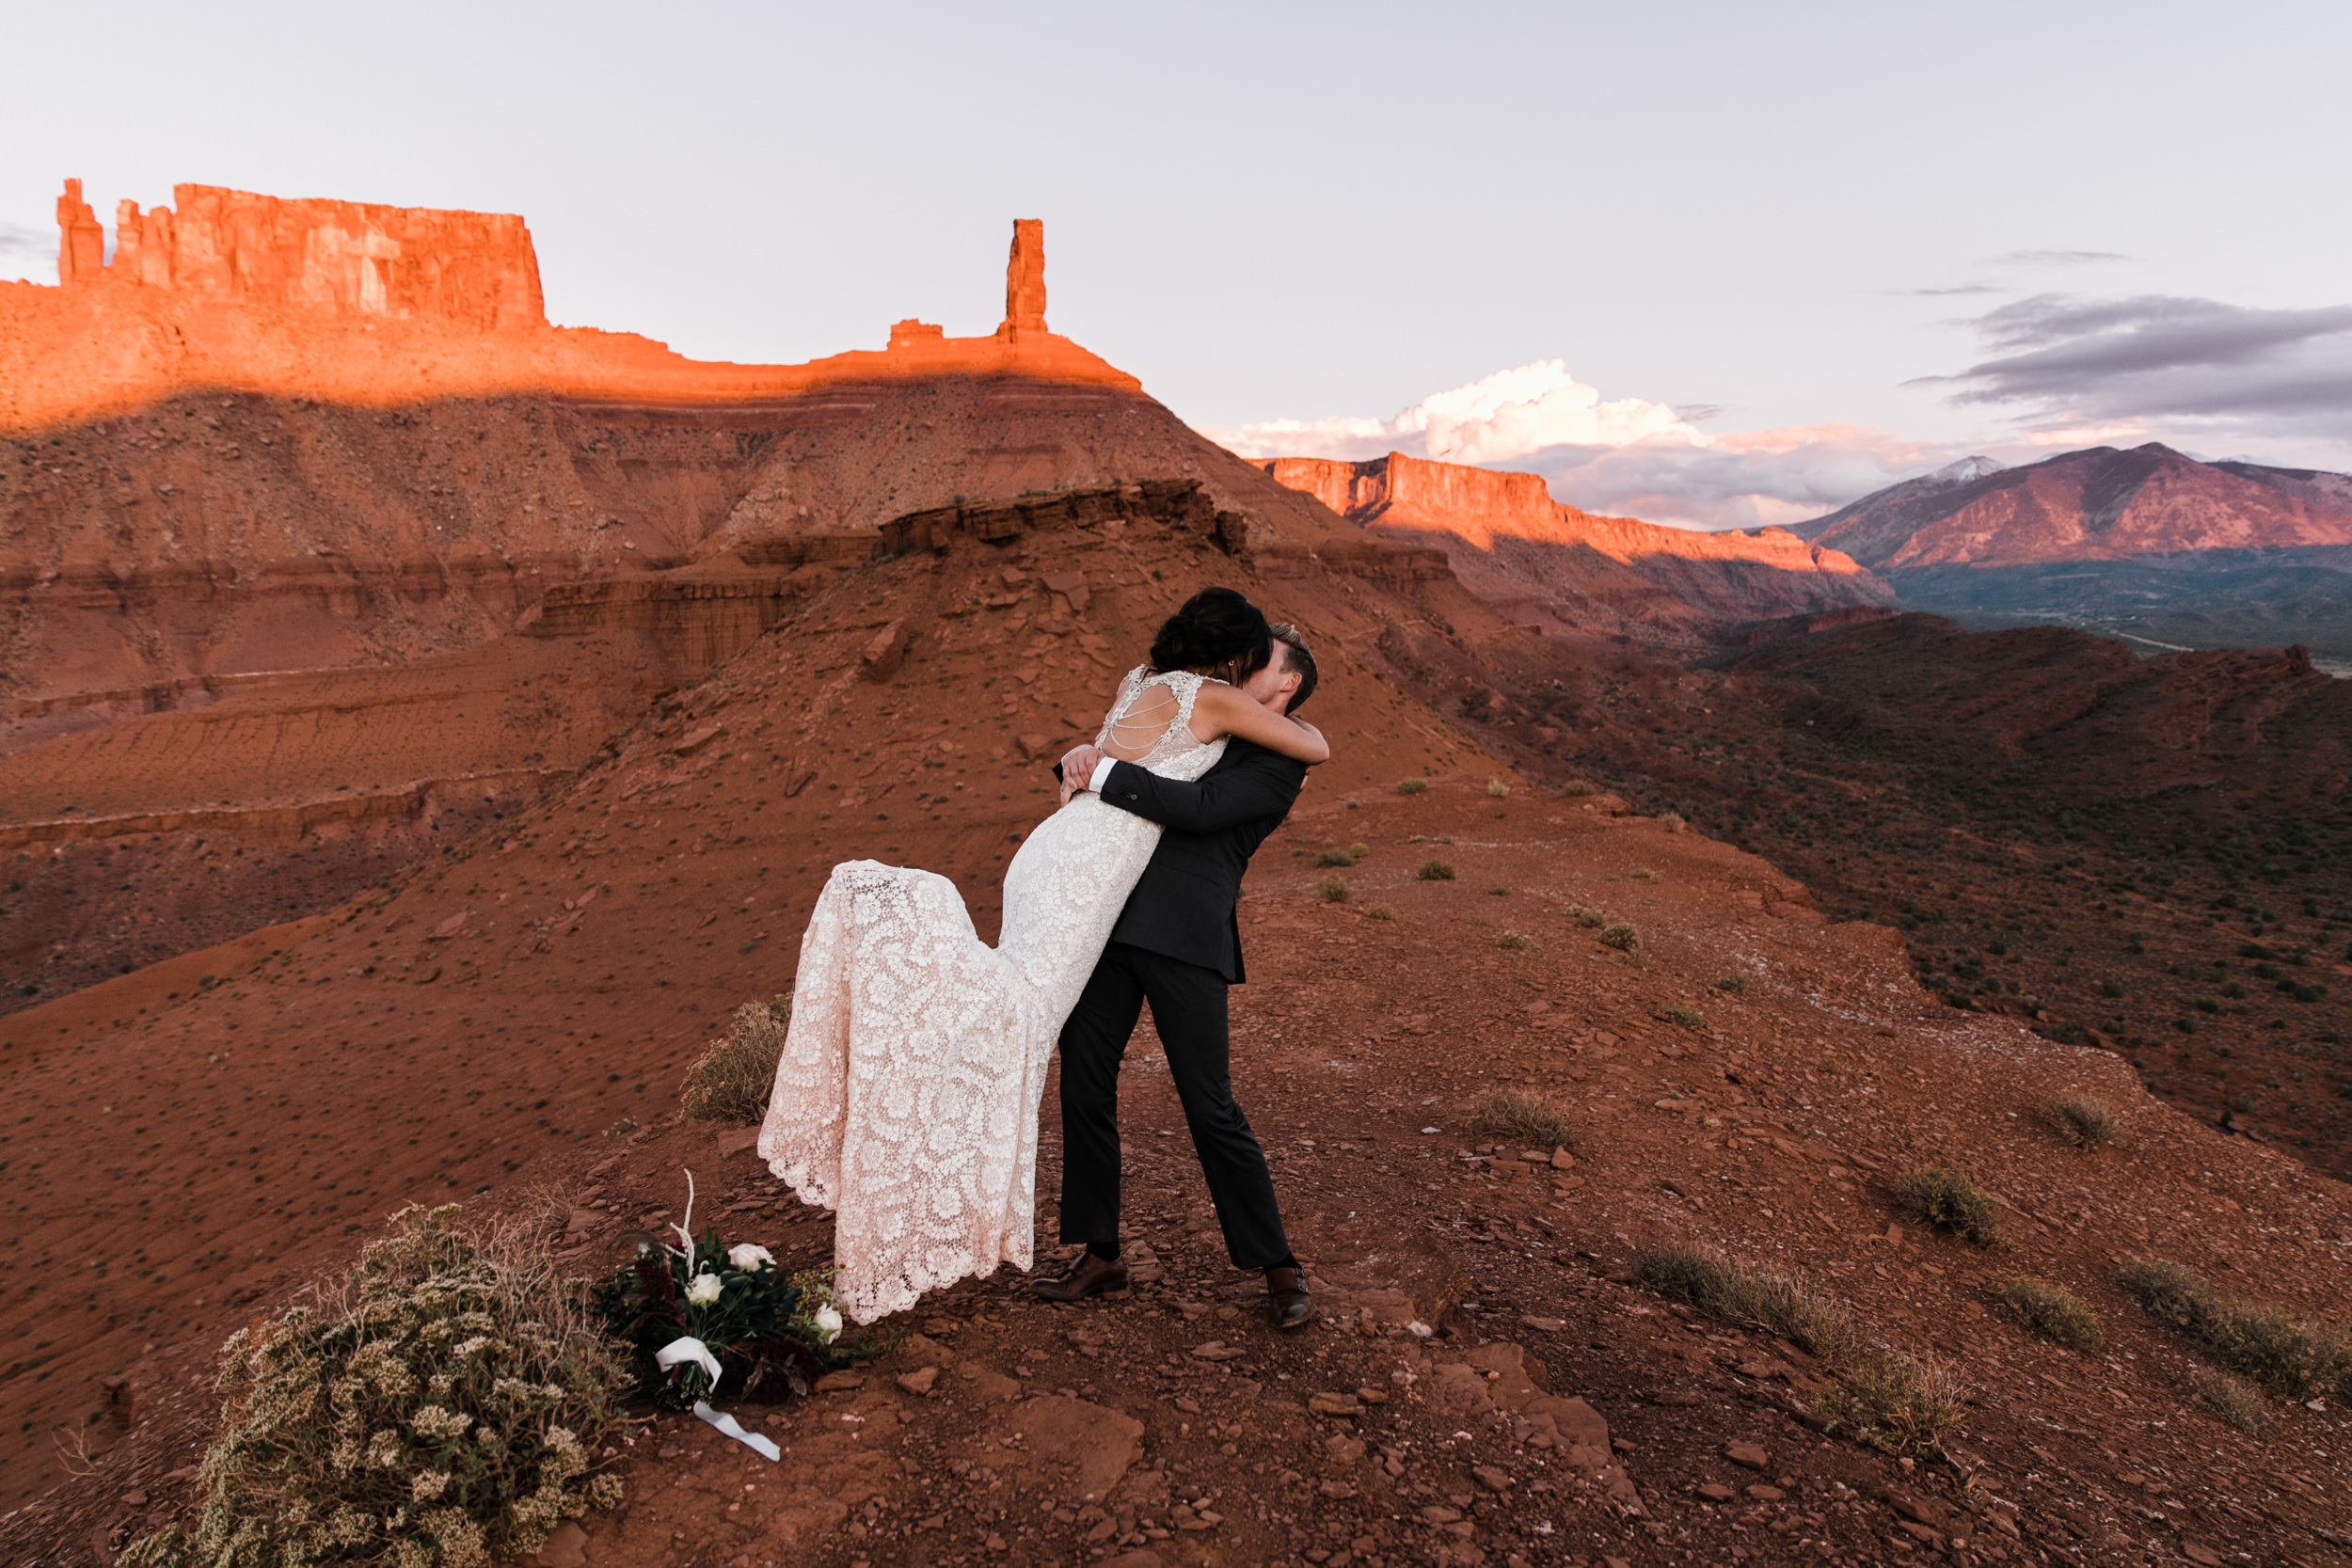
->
[654, 1335, 780, 1462]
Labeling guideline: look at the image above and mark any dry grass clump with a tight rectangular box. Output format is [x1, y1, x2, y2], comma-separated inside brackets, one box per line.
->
[1395, 777, 1428, 795]
[1470, 1089, 1575, 1150]
[1315, 875, 1351, 904]
[1417, 859, 1456, 881]
[1363, 902, 1395, 922]
[1658, 812, 1686, 833]
[1560, 779, 1598, 798]
[2120, 1257, 2352, 1399]
[1566, 905, 1606, 928]
[1597, 923, 1642, 954]
[680, 996, 790, 1123]
[2049, 1091, 2122, 1148]
[121, 1205, 628, 1568]
[1820, 1350, 1967, 1458]
[1996, 1276, 2104, 1352]
[2193, 1367, 2271, 1433]
[1659, 1001, 1706, 1029]
[1709, 974, 1748, 994]
[1497, 930, 1534, 951]
[1635, 1245, 1960, 1457]
[1487, 777, 1511, 798]
[1634, 1247, 1858, 1362]
[1892, 1166, 2001, 1246]
[1315, 847, 1356, 867]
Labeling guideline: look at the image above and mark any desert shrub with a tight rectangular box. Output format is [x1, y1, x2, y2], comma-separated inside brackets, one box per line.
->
[1996, 1277, 2103, 1352]
[1364, 902, 1395, 922]
[681, 997, 790, 1123]
[1470, 1089, 1574, 1149]
[1348, 842, 1369, 858]
[1659, 812, 1686, 833]
[1315, 875, 1351, 904]
[2050, 1091, 2121, 1148]
[1567, 905, 1606, 928]
[1487, 777, 1511, 799]
[2193, 1367, 2271, 1433]
[1560, 779, 1598, 798]
[1659, 1001, 1706, 1029]
[1637, 1249, 1963, 1454]
[1597, 923, 1642, 954]
[2120, 1257, 2351, 1398]
[122, 1206, 627, 1568]
[1820, 1350, 1966, 1459]
[1497, 930, 1534, 951]
[1710, 974, 1748, 994]
[1892, 1166, 2001, 1246]
[1634, 1246, 1856, 1362]
[1395, 777, 1428, 795]
[1316, 848, 1356, 867]
[1417, 859, 1456, 881]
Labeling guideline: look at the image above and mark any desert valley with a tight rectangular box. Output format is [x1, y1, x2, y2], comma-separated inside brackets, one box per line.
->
[2, 178, 2348, 1568]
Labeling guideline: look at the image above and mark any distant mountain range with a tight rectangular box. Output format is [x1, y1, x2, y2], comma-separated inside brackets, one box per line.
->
[1790, 444, 2352, 662]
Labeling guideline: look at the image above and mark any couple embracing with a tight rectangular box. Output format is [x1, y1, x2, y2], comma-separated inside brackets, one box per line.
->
[756, 588, 1327, 1329]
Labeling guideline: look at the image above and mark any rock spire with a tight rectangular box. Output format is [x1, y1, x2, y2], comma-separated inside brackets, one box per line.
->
[999, 218, 1046, 339]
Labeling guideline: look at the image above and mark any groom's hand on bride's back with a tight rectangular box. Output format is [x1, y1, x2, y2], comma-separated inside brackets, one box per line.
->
[1058, 745, 1108, 788]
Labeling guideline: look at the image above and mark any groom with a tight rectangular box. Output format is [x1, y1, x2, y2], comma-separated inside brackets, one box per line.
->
[1036, 622, 1319, 1328]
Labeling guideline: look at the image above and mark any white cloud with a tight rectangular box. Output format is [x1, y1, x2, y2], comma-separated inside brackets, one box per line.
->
[1202, 360, 1945, 531]
[1206, 360, 1703, 466]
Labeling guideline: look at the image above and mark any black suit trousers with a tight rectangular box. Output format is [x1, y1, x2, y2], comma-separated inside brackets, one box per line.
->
[1056, 940, 1291, 1271]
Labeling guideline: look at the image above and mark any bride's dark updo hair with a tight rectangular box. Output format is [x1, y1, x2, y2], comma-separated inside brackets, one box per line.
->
[1148, 586, 1272, 688]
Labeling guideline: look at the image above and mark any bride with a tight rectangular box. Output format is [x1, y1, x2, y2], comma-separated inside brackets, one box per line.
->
[756, 588, 1329, 1322]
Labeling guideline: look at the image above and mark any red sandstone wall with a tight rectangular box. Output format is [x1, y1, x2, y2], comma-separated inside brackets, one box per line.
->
[4, 193, 1138, 435]
[1258, 452, 1898, 646]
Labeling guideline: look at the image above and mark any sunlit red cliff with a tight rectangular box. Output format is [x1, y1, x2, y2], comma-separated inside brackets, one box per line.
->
[1255, 452, 1899, 651]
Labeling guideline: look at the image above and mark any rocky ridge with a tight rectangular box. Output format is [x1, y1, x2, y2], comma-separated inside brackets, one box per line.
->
[1255, 453, 1898, 654]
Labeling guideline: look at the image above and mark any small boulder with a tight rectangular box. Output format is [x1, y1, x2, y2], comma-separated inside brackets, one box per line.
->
[1724, 1441, 1769, 1470]
[534, 1521, 590, 1567]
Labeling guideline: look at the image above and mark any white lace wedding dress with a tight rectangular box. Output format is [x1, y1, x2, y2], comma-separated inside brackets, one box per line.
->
[756, 668, 1227, 1322]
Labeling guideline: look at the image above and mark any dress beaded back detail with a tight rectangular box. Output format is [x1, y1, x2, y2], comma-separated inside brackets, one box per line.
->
[757, 668, 1224, 1321]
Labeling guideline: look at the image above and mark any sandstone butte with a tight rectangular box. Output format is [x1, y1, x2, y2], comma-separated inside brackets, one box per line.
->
[1259, 453, 1899, 653]
[6, 181, 1136, 432]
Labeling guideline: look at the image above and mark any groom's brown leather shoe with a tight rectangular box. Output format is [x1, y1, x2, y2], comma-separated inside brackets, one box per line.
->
[1267, 1265, 1313, 1329]
[1034, 1252, 1130, 1302]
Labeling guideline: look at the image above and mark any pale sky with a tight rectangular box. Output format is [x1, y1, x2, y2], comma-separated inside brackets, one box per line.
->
[7, 1, 2347, 528]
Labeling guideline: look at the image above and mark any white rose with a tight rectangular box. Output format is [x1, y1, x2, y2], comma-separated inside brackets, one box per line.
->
[685, 1272, 724, 1306]
[813, 1304, 843, 1343]
[727, 1243, 775, 1272]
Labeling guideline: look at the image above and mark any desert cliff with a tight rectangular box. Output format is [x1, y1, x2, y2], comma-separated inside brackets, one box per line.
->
[1257, 453, 1899, 652]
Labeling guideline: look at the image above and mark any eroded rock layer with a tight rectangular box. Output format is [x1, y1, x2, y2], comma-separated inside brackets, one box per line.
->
[1258, 452, 1899, 652]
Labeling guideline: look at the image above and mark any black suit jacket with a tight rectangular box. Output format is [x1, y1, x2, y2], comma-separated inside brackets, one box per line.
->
[1089, 739, 1307, 984]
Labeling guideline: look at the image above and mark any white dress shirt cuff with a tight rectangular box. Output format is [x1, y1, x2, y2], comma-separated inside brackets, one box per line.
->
[1088, 756, 1118, 793]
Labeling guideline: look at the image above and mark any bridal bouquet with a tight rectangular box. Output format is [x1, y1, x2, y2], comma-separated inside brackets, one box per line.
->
[593, 1172, 855, 1410]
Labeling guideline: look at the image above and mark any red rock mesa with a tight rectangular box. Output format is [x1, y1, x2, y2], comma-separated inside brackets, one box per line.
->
[2, 182, 1136, 431]
[1258, 451, 1897, 652]
[53, 178, 544, 327]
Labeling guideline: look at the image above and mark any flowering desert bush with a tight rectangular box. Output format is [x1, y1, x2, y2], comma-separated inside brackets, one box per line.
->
[122, 1204, 628, 1568]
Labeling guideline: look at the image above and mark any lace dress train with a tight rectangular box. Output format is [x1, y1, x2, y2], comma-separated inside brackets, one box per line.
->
[756, 670, 1226, 1322]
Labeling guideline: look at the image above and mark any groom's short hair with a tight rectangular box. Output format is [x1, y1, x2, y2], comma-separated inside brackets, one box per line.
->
[1269, 623, 1317, 714]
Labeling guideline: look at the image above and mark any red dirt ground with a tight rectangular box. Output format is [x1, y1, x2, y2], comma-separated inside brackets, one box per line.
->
[5, 513, 2349, 1568]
